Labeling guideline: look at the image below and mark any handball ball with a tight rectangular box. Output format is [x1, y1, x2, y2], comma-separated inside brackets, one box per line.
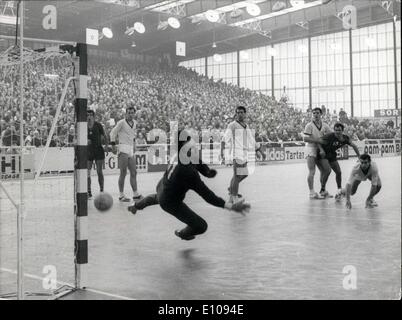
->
[94, 192, 113, 212]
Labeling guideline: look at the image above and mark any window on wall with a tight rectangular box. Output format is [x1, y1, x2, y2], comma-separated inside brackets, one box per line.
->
[206, 52, 237, 85]
[311, 30, 351, 116]
[351, 22, 396, 117]
[179, 21, 399, 117]
[239, 46, 272, 94]
[273, 38, 309, 110]
[179, 58, 206, 76]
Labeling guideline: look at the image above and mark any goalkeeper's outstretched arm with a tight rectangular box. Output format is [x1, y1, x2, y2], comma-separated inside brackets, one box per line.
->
[189, 169, 250, 215]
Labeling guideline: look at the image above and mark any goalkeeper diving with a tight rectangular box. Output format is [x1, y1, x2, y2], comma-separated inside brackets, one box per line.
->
[128, 130, 250, 241]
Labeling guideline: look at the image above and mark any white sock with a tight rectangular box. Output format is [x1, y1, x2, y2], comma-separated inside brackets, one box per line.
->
[120, 192, 124, 197]
[133, 191, 139, 197]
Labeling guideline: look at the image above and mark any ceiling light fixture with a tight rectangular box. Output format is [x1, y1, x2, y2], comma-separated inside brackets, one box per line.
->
[134, 22, 145, 33]
[205, 10, 220, 23]
[168, 17, 181, 29]
[102, 27, 113, 39]
[246, 3, 261, 16]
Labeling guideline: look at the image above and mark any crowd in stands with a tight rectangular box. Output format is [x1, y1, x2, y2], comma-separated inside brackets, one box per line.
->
[1, 57, 400, 149]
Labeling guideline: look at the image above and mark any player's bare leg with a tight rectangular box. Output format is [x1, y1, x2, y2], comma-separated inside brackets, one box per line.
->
[330, 161, 344, 200]
[317, 159, 332, 198]
[128, 156, 142, 200]
[229, 160, 247, 202]
[229, 176, 245, 202]
[128, 193, 158, 214]
[95, 159, 105, 192]
[307, 156, 322, 199]
[118, 153, 131, 202]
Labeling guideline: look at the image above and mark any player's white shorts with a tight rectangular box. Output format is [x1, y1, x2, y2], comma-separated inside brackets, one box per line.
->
[118, 144, 134, 157]
[305, 146, 317, 158]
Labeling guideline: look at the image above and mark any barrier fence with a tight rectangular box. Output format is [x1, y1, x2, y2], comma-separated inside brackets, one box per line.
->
[1, 139, 400, 179]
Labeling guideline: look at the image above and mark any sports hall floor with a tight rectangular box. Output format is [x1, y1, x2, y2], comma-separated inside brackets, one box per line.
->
[0, 157, 400, 300]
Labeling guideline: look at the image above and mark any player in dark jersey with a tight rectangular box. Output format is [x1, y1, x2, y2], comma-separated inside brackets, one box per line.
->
[87, 110, 107, 199]
[128, 130, 250, 241]
[317, 122, 361, 199]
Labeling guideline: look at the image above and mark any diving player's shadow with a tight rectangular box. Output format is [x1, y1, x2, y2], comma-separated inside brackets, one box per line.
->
[178, 248, 207, 271]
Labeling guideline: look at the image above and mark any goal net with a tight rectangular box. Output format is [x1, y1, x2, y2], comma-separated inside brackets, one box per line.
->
[0, 44, 77, 299]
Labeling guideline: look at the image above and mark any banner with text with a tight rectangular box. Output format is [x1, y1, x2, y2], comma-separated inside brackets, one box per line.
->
[0, 153, 35, 179]
[103, 151, 148, 175]
[373, 109, 401, 118]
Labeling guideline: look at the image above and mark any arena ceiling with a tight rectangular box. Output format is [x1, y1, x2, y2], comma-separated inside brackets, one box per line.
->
[0, 0, 400, 61]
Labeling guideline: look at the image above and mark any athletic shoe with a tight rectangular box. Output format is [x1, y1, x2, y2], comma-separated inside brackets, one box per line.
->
[119, 195, 131, 202]
[88, 192, 92, 200]
[335, 190, 344, 201]
[310, 192, 325, 199]
[366, 199, 378, 208]
[175, 230, 195, 241]
[227, 188, 242, 198]
[127, 205, 137, 215]
[319, 190, 333, 198]
[133, 194, 143, 201]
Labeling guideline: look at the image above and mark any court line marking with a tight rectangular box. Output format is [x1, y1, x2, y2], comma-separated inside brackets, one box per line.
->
[81, 287, 136, 300]
[0, 267, 136, 300]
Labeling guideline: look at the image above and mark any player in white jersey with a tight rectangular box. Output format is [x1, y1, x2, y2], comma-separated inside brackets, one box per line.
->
[224, 106, 255, 203]
[303, 107, 332, 199]
[345, 154, 381, 209]
[110, 106, 142, 202]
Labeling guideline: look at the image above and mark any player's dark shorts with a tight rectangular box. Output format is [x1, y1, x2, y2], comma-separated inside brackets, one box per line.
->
[233, 159, 248, 176]
[88, 146, 105, 161]
[317, 152, 337, 163]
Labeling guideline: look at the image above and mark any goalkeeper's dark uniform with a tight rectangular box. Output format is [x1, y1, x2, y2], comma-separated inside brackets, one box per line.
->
[130, 160, 225, 240]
